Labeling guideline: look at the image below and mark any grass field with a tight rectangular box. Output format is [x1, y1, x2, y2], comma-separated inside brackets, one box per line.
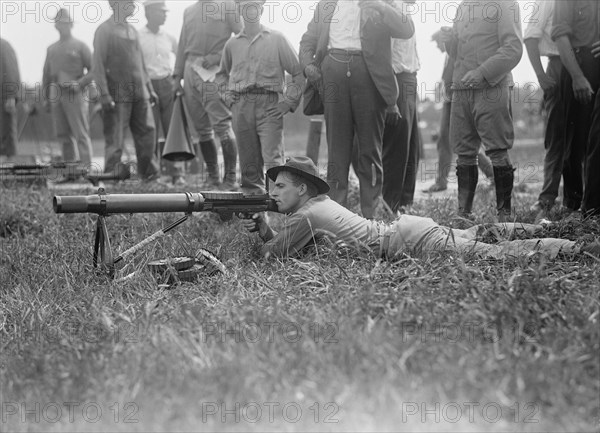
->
[1, 141, 599, 432]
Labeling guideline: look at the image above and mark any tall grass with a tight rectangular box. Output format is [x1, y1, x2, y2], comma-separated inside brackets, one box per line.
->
[1, 176, 599, 432]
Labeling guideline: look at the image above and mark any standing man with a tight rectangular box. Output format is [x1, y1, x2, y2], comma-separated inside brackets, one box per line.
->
[380, 0, 421, 213]
[0, 38, 20, 158]
[299, 0, 414, 219]
[524, 0, 568, 222]
[440, 1, 523, 221]
[174, 0, 241, 190]
[42, 8, 94, 166]
[92, 0, 160, 181]
[139, 0, 186, 187]
[552, 1, 600, 218]
[217, 0, 304, 194]
[422, 40, 494, 194]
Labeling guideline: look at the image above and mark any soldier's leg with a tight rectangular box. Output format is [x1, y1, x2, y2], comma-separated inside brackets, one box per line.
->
[476, 86, 514, 221]
[129, 98, 159, 180]
[62, 90, 93, 165]
[451, 90, 481, 217]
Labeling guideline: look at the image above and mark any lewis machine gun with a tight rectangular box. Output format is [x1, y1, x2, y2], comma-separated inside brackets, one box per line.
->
[53, 189, 277, 279]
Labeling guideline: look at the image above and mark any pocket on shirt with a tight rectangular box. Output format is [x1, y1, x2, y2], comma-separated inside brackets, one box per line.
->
[576, 2, 591, 17]
[260, 60, 280, 81]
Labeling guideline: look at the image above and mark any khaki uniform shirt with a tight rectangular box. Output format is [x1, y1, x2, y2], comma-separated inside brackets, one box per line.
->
[448, 0, 523, 89]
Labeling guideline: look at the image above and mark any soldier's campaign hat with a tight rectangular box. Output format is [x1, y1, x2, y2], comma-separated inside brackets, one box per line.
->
[267, 156, 330, 194]
[143, 0, 168, 10]
[53, 8, 74, 23]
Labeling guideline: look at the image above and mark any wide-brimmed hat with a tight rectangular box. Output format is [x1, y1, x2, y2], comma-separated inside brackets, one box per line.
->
[143, 0, 168, 10]
[267, 156, 329, 194]
[53, 8, 74, 24]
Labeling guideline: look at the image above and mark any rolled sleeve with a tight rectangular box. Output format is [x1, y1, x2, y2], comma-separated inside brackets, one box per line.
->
[262, 213, 316, 257]
[278, 35, 304, 112]
[551, 0, 574, 41]
[524, 0, 550, 41]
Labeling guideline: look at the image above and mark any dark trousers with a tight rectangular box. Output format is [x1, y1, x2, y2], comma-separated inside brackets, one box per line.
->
[381, 72, 420, 212]
[151, 77, 183, 177]
[0, 108, 17, 157]
[102, 98, 159, 179]
[538, 57, 567, 207]
[561, 47, 600, 212]
[322, 52, 386, 219]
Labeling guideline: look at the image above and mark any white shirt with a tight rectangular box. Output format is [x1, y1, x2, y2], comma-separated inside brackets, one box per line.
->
[391, 0, 420, 73]
[138, 26, 178, 80]
[523, 0, 559, 57]
[328, 0, 362, 51]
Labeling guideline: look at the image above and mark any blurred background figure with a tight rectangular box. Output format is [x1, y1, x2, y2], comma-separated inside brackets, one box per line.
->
[552, 0, 600, 218]
[379, 0, 421, 214]
[92, 0, 160, 181]
[42, 8, 94, 167]
[524, 0, 567, 222]
[218, 0, 304, 194]
[0, 38, 20, 158]
[139, 0, 186, 187]
[173, 0, 241, 190]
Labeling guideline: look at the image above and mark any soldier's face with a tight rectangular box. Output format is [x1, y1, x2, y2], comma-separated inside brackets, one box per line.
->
[270, 173, 304, 214]
[146, 7, 167, 26]
[110, 0, 137, 19]
[54, 21, 72, 37]
[238, 1, 263, 23]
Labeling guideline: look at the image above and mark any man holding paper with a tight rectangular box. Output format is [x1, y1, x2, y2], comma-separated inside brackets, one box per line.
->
[173, 0, 242, 190]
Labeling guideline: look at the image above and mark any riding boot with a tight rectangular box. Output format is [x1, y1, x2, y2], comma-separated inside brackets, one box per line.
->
[188, 142, 202, 174]
[220, 136, 238, 188]
[199, 138, 220, 186]
[493, 165, 514, 222]
[456, 164, 479, 217]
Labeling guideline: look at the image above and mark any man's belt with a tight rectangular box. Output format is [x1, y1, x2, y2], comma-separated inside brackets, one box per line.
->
[240, 87, 278, 95]
[328, 48, 363, 56]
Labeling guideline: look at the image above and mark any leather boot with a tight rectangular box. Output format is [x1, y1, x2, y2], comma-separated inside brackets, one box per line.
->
[456, 164, 479, 217]
[220, 136, 238, 189]
[199, 138, 220, 186]
[493, 165, 514, 222]
[188, 142, 202, 175]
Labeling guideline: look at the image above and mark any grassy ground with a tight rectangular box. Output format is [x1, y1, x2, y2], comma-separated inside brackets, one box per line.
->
[1, 143, 599, 433]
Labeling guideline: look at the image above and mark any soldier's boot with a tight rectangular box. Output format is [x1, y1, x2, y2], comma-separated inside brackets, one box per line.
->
[199, 138, 220, 188]
[220, 136, 239, 191]
[494, 165, 515, 223]
[456, 164, 479, 218]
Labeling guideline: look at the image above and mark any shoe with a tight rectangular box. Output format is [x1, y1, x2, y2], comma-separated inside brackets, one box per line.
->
[534, 208, 549, 224]
[172, 176, 187, 187]
[198, 177, 221, 190]
[422, 182, 447, 193]
[219, 180, 240, 191]
[582, 240, 600, 257]
[143, 173, 170, 186]
[562, 210, 582, 223]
